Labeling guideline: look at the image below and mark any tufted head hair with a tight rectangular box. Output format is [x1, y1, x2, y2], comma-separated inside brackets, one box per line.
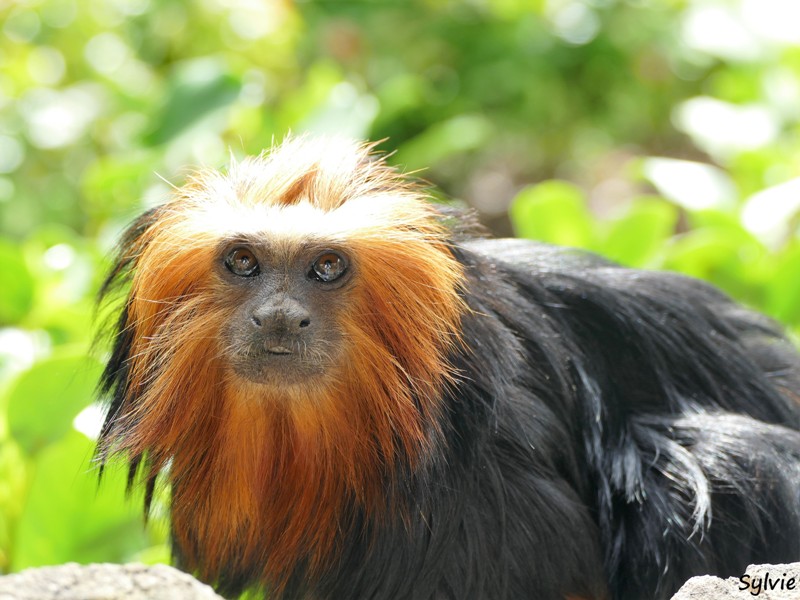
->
[98, 136, 467, 590]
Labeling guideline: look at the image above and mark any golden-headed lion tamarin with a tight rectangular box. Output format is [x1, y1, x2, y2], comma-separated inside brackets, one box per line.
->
[98, 136, 800, 600]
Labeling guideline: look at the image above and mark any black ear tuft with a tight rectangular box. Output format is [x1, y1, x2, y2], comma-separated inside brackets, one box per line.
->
[98, 206, 163, 302]
[94, 208, 161, 483]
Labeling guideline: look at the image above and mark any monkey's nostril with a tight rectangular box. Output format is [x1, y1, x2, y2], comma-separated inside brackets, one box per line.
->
[299, 318, 311, 328]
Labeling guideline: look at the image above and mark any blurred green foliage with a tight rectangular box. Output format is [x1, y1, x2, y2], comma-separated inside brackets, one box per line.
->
[1, 0, 799, 575]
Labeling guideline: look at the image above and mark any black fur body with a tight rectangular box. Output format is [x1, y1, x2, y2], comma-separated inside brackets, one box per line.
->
[101, 229, 800, 600]
[291, 237, 800, 600]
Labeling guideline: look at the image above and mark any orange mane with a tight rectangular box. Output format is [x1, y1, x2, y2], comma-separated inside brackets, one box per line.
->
[101, 137, 467, 591]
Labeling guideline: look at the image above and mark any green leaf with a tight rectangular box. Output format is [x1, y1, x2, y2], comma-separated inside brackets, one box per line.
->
[144, 58, 241, 146]
[509, 181, 594, 248]
[601, 198, 678, 266]
[0, 239, 35, 325]
[6, 350, 102, 456]
[393, 115, 493, 171]
[662, 224, 767, 305]
[12, 430, 148, 569]
[767, 243, 800, 328]
[0, 440, 28, 566]
[81, 153, 159, 220]
[301, 88, 379, 139]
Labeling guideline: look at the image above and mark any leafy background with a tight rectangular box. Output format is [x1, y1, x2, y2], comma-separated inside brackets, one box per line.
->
[1, 0, 800, 574]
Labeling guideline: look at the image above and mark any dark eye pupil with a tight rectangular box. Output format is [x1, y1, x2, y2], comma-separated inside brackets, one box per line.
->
[226, 248, 259, 276]
[312, 253, 346, 282]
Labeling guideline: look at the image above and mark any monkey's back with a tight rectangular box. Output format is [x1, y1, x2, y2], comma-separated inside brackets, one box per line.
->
[451, 237, 800, 599]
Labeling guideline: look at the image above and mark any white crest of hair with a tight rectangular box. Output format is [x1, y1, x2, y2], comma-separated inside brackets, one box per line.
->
[174, 135, 434, 245]
[228, 134, 396, 210]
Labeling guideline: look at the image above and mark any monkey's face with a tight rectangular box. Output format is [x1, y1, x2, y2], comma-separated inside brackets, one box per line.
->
[116, 139, 466, 416]
[216, 238, 353, 387]
[103, 139, 468, 495]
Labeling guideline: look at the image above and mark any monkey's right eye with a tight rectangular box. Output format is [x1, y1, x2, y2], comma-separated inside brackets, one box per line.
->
[225, 248, 260, 277]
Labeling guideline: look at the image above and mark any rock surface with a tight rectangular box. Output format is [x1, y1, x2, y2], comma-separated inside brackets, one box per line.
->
[0, 563, 224, 600]
[3, 561, 800, 599]
[672, 563, 800, 599]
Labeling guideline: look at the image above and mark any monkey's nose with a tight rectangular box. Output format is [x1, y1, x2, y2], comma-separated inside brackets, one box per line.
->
[251, 302, 311, 333]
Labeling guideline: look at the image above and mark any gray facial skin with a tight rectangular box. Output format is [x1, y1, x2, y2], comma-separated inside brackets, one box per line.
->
[216, 238, 354, 387]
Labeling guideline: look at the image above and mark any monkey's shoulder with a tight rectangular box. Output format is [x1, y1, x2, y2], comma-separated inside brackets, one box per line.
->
[457, 236, 735, 311]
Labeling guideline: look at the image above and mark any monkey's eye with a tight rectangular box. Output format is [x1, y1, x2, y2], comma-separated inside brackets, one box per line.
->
[310, 251, 347, 283]
[225, 247, 260, 277]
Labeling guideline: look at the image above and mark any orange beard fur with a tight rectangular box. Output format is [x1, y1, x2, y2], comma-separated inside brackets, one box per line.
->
[100, 137, 466, 591]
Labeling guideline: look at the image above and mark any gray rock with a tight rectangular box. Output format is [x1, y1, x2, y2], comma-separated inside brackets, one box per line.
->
[672, 563, 800, 599]
[0, 563, 224, 600]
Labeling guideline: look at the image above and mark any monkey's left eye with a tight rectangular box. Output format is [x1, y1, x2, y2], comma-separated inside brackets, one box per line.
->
[225, 248, 260, 277]
[310, 252, 347, 283]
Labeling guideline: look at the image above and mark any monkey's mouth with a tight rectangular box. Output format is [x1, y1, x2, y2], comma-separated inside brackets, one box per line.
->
[229, 341, 327, 386]
[266, 346, 293, 355]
